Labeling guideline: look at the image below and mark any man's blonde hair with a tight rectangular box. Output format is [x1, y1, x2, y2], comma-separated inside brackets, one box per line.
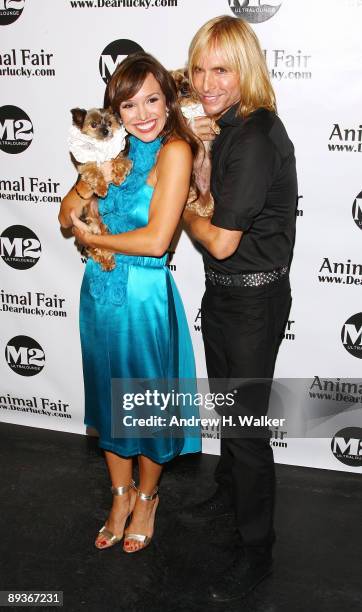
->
[188, 15, 276, 117]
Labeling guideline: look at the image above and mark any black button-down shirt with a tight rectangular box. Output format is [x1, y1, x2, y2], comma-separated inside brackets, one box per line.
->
[201, 104, 298, 273]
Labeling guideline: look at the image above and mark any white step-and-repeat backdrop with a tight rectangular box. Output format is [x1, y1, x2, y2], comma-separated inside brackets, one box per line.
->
[1, 0, 361, 473]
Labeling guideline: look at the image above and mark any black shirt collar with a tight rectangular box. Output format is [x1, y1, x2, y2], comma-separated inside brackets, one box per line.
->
[217, 104, 267, 128]
[217, 103, 243, 128]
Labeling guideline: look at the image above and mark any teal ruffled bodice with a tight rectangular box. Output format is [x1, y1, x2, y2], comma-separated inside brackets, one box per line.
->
[85, 135, 165, 305]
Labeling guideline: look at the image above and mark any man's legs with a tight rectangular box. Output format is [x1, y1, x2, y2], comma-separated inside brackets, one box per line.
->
[202, 278, 291, 601]
[202, 278, 291, 556]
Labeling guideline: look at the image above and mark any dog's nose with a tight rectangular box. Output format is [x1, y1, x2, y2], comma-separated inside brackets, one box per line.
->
[101, 127, 109, 136]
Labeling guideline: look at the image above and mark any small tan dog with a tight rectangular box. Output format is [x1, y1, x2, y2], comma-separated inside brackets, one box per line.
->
[69, 107, 132, 271]
[171, 69, 217, 217]
[70, 107, 132, 197]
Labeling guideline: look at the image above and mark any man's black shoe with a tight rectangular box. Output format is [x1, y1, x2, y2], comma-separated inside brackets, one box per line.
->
[179, 489, 233, 522]
[208, 556, 273, 602]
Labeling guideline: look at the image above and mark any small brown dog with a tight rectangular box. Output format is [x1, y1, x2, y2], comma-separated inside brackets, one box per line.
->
[171, 69, 216, 217]
[70, 107, 132, 197]
[69, 107, 132, 271]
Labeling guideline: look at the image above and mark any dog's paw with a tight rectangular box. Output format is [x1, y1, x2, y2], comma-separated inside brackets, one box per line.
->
[93, 178, 108, 198]
[88, 247, 115, 271]
[185, 198, 214, 218]
[112, 157, 132, 185]
[94, 186, 108, 197]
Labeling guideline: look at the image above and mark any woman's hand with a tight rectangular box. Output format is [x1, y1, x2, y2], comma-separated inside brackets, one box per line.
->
[70, 211, 94, 247]
[189, 116, 217, 142]
[58, 179, 94, 229]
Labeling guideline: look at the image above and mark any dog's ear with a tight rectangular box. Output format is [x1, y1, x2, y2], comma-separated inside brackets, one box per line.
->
[113, 109, 122, 124]
[106, 106, 122, 125]
[71, 108, 87, 128]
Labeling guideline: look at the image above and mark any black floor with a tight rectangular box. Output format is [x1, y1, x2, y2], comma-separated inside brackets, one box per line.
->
[0, 422, 361, 612]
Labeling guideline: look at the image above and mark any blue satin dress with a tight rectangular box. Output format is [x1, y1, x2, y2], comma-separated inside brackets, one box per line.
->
[79, 135, 201, 463]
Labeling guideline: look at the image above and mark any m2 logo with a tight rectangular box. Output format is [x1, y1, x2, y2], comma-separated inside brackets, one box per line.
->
[331, 427, 362, 467]
[5, 335, 45, 376]
[0, 105, 33, 153]
[0, 225, 41, 269]
[0, 0, 25, 26]
[228, 0, 282, 23]
[0, 0, 25, 7]
[99, 39, 143, 84]
[352, 190, 362, 230]
[341, 313, 362, 359]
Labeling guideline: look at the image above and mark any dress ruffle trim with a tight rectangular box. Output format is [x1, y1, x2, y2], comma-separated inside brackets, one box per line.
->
[88, 135, 162, 306]
[88, 260, 129, 306]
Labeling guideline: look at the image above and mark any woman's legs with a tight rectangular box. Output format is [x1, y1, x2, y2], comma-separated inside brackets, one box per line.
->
[123, 454, 162, 552]
[95, 450, 136, 548]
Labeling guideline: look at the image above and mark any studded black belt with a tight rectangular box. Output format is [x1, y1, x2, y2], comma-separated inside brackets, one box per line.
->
[205, 265, 289, 287]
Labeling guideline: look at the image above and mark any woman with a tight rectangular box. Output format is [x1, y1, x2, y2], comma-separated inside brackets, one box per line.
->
[59, 52, 201, 554]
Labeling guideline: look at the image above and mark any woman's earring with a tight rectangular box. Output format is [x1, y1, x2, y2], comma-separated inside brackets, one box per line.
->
[165, 108, 169, 118]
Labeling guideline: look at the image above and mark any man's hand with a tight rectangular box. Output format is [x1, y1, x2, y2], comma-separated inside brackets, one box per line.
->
[190, 116, 217, 142]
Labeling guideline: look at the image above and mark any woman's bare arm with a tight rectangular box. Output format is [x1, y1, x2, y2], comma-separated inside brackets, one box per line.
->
[58, 178, 94, 228]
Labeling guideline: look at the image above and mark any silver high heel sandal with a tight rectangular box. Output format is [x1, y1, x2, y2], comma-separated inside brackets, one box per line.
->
[123, 485, 159, 553]
[95, 479, 136, 549]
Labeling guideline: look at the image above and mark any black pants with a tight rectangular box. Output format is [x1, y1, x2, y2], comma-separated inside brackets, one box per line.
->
[201, 275, 292, 563]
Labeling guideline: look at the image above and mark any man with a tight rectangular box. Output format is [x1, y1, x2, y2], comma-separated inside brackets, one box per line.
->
[182, 15, 297, 602]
